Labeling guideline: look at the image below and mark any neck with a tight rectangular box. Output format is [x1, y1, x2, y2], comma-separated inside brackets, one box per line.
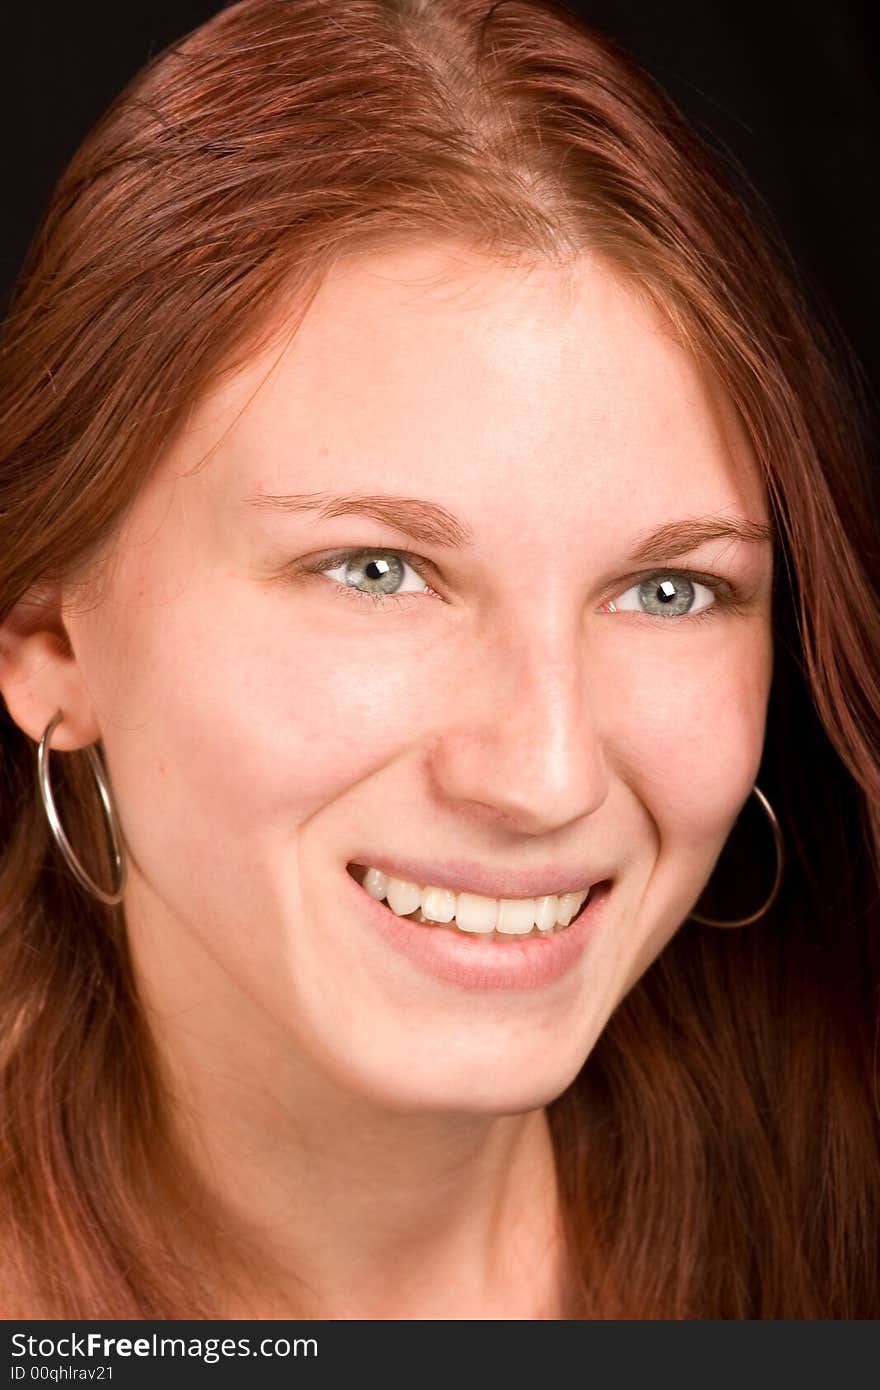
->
[165, 1035, 566, 1318]
[129, 896, 566, 1319]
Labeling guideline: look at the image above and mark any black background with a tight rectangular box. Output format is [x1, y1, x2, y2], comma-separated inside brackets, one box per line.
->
[2, 1, 878, 404]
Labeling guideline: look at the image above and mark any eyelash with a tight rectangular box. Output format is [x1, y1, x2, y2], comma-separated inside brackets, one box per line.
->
[300, 548, 743, 624]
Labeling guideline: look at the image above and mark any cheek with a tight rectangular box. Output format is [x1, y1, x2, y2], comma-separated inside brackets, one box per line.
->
[606, 624, 773, 845]
[604, 624, 772, 984]
[75, 584, 439, 855]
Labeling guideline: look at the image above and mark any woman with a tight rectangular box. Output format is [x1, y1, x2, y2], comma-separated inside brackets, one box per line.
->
[0, 0, 877, 1319]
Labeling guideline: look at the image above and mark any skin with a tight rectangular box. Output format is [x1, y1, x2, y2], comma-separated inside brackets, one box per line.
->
[0, 243, 774, 1317]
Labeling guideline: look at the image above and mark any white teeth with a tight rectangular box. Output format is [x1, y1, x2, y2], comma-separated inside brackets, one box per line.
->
[454, 892, 498, 933]
[356, 866, 592, 936]
[421, 886, 456, 923]
[363, 867, 390, 901]
[555, 892, 582, 927]
[534, 894, 560, 933]
[385, 877, 422, 917]
[496, 897, 537, 935]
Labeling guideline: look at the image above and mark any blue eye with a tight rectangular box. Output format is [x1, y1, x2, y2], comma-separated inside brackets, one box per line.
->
[304, 548, 437, 608]
[301, 547, 737, 623]
[606, 572, 725, 623]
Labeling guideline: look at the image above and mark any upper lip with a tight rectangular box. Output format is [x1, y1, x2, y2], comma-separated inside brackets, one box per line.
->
[347, 855, 610, 900]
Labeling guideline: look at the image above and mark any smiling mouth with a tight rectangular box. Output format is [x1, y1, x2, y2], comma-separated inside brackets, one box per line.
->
[345, 862, 600, 939]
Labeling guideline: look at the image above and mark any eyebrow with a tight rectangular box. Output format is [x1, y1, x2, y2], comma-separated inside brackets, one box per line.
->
[628, 513, 774, 563]
[244, 490, 472, 547]
[243, 490, 774, 560]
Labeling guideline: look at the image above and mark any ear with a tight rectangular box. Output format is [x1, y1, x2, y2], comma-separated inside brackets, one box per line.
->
[0, 583, 102, 750]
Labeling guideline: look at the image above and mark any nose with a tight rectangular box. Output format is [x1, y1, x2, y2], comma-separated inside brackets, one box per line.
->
[425, 615, 610, 837]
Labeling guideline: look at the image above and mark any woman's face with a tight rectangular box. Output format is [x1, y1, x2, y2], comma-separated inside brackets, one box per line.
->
[65, 244, 774, 1114]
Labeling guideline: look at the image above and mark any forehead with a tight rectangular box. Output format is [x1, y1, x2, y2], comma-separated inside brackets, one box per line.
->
[155, 241, 765, 539]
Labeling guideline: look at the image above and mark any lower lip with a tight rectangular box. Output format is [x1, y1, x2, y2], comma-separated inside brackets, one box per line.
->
[343, 866, 612, 991]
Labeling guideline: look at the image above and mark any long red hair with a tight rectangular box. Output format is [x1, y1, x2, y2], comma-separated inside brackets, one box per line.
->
[1, 0, 878, 1316]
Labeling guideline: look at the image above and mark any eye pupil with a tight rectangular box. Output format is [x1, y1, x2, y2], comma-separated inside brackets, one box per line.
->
[348, 551, 405, 594]
[638, 574, 695, 616]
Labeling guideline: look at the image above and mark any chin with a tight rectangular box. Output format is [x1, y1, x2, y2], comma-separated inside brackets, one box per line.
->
[330, 1046, 589, 1117]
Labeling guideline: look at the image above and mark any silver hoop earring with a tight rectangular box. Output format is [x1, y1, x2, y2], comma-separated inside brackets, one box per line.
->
[37, 708, 127, 906]
[689, 784, 783, 928]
